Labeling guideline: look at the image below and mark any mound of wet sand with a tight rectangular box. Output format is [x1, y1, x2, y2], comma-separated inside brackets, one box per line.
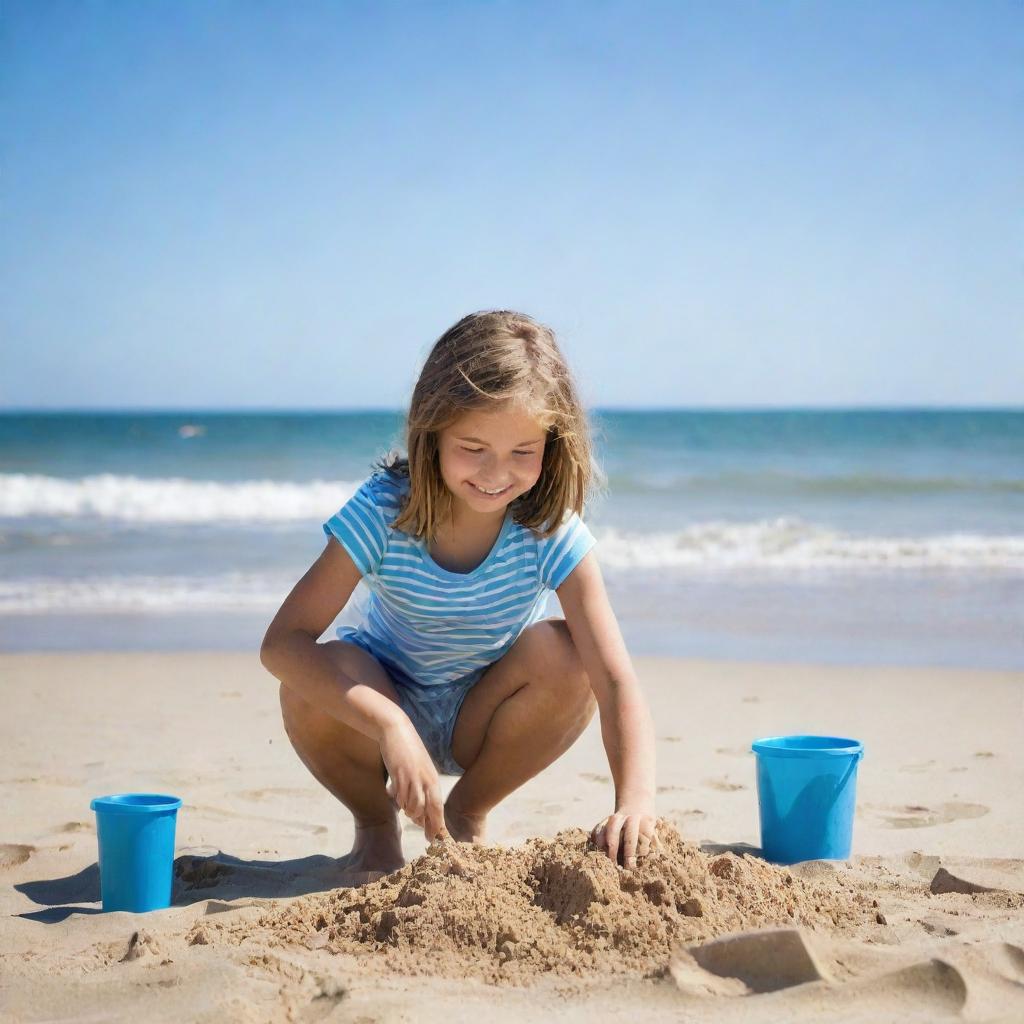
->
[185, 819, 876, 984]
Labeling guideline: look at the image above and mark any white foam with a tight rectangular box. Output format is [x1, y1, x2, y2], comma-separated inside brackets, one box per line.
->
[3, 474, 1021, 575]
[2, 519, 1022, 613]
[0, 473, 359, 522]
[0, 573, 292, 613]
[595, 519, 1024, 571]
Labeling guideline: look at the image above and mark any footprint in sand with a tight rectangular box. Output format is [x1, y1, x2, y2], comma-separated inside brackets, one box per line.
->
[973, 751, 996, 759]
[537, 802, 564, 815]
[703, 778, 748, 792]
[236, 787, 313, 801]
[186, 803, 329, 836]
[657, 784, 688, 794]
[2, 775, 79, 787]
[56, 821, 94, 834]
[665, 808, 707, 826]
[0, 844, 35, 870]
[579, 772, 610, 784]
[867, 801, 989, 829]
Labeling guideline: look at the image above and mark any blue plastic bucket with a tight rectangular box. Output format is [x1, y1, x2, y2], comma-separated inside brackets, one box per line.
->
[90, 793, 182, 912]
[751, 736, 863, 864]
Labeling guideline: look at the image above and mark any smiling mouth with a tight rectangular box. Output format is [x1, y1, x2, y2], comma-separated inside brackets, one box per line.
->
[469, 482, 511, 497]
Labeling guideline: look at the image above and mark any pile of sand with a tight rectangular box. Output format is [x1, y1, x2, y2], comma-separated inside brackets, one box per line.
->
[185, 820, 876, 984]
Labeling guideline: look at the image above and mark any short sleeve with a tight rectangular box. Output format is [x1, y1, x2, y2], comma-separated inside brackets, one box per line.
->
[537, 511, 598, 591]
[322, 475, 390, 576]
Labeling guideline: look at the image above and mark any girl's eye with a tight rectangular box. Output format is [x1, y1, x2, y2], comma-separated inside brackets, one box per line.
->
[460, 447, 534, 456]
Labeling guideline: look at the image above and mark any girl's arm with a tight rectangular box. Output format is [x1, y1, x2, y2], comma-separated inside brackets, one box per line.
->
[261, 538, 408, 741]
[555, 551, 657, 869]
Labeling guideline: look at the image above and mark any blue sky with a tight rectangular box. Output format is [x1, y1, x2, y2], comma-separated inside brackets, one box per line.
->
[2, 0, 1022, 410]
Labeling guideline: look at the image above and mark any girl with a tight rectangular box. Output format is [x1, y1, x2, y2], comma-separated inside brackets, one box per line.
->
[260, 310, 657, 883]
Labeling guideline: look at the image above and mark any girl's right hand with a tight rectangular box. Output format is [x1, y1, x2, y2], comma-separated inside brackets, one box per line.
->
[379, 718, 447, 841]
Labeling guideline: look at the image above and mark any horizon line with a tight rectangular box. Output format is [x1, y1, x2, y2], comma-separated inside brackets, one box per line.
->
[0, 403, 1021, 415]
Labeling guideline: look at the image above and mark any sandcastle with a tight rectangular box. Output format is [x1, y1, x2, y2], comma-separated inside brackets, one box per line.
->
[184, 819, 877, 985]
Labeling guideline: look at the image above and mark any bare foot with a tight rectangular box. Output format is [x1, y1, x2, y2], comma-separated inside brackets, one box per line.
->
[444, 802, 487, 844]
[333, 820, 405, 885]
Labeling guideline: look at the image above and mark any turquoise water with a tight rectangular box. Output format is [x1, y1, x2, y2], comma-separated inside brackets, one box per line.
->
[1, 409, 1021, 666]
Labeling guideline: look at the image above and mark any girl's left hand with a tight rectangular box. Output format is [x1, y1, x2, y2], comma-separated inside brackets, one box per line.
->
[590, 806, 658, 869]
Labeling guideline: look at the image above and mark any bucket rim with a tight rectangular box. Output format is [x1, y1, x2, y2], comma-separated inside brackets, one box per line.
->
[90, 793, 183, 815]
[751, 735, 863, 759]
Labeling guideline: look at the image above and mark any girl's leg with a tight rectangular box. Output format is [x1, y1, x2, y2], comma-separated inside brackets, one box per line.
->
[445, 618, 598, 842]
[278, 639, 405, 880]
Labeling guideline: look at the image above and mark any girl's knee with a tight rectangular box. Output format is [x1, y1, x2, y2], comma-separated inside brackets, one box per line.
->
[538, 617, 587, 676]
[278, 676, 379, 767]
[318, 639, 402, 702]
[280, 641, 404, 772]
[279, 680, 312, 728]
[279, 682, 332, 755]
[318, 638, 359, 672]
[525, 618, 595, 717]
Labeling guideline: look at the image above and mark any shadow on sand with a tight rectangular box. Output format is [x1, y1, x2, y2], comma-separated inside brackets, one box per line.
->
[14, 849, 368, 923]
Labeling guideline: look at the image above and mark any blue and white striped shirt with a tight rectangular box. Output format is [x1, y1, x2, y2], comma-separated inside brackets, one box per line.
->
[321, 469, 597, 688]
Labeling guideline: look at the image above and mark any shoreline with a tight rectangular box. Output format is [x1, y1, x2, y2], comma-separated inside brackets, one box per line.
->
[7, 646, 1024, 667]
[1, 635, 1022, 672]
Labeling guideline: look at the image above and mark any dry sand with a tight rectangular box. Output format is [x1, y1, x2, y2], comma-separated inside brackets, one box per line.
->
[1, 651, 1022, 1022]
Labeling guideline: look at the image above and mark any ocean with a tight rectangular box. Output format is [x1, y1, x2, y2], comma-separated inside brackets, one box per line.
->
[1, 409, 1021, 667]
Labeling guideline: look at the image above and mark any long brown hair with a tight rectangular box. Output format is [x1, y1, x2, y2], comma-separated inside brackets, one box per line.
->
[374, 310, 603, 542]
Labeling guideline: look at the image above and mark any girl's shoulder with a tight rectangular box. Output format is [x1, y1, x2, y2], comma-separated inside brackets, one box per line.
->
[361, 466, 409, 525]
[516, 507, 598, 591]
[322, 469, 406, 577]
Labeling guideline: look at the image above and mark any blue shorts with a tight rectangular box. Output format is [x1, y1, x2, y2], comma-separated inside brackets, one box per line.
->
[336, 628, 484, 776]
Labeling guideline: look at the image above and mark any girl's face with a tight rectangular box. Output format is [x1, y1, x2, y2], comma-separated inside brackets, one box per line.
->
[437, 403, 549, 517]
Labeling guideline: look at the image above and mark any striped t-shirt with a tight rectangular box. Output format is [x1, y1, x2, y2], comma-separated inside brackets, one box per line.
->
[321, 468, 597, 688]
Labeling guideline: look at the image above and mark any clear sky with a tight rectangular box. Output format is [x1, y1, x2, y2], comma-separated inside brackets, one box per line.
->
[2, 0, 1021, 410]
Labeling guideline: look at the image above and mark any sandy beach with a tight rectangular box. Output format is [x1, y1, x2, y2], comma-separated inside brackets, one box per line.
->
[6, 0, 1022, 1018]
[1, 651, 1022, 1022]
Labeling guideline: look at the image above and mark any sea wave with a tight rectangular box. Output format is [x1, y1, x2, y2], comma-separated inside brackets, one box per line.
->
[2, 471, 1022, 524]
[1, 520, 1022, 613]
[605, 469, 1024, 495]
[595, 520, 1024, 571]
[0, 573, 291, 613]
[0, 473, 359, 522]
